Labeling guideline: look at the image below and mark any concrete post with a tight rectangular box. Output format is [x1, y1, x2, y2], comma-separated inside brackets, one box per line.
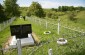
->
[17, 39, 22, 55]
[48, 49, 52, 55]
[58, 18, 60, 35]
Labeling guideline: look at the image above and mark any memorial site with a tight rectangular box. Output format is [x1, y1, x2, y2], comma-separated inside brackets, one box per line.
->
[0, 0, 85, 55]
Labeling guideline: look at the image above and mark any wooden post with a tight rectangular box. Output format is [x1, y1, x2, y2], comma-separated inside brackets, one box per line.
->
[17, 39, 22, 55]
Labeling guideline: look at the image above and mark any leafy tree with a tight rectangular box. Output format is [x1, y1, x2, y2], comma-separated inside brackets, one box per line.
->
[58, 6, 62, 11]
[0, 4, 7, 23]
[68, 6, 74, 11]
[27, 2, 45, 17]
[19, 7, 28, 16]
[45, 11, 58, 19]
[62, 6, 66, 11]
[4, 0, 20, 17]
[57, 6, 85, 11]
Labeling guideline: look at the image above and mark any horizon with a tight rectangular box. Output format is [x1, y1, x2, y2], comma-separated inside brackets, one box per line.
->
[0, 0, 85, 8]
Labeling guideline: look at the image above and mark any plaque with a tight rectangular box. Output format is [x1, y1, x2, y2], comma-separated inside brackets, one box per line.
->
[10, 24, 32, 39]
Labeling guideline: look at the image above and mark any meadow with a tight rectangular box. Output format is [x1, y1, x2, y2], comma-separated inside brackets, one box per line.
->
[0, 11, 85, 55]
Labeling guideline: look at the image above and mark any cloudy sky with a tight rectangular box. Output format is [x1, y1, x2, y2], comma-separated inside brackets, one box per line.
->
[0, 0, 85, 8]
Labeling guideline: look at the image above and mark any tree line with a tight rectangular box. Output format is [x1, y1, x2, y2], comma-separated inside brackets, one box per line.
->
[27, 2, 85, 18]
[57, 6, 85, 11]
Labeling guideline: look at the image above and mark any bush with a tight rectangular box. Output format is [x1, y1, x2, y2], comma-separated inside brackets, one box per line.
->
[51, 14, 58, 19]
[0, 4, 7, 23]
[68, 12, 77, 22]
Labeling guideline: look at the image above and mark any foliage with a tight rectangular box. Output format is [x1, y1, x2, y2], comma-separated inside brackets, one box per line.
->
[0, 4, 7, 23]
[4, 0, 20, 17]
[51, 8, 57, 12]
[76, 11, 85, 25]
[19, 7, 28, 16]
[68, 12, 77, 21]
[27, 2, 45, 18]
[45, 11, 52, 18]
[58, 6, 85, 12]
[45, 11, 60, 19]
[58, 6, 62, 11]
[75, 6, 85, 11]
[51, 14, 58, 19]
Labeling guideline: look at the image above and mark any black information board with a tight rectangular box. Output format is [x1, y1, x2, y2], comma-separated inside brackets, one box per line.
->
[10, 24, 32, 39]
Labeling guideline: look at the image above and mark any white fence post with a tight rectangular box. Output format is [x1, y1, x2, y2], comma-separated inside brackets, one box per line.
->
[48, 49, 52, 55]
[58, 18, 60, 35]
[17, 39, 22, 55]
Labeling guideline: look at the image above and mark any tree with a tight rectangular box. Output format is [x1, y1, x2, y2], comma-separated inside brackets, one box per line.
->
[27, 2, 45, 18]
[58, 6, 76, 11]
[68, 6, 74, 11]
[58, 6, 62, 11]
[4, 0, 20, 17]
[20, 7, 28, 16]
[0, 4, 7, 23]
[51, 8, 57, 12]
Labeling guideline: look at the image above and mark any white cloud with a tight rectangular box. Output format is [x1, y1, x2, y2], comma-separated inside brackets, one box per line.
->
[18, 3, 31, 7]
[39, 1, 64, 8]
[18, 0, 62, 8]
[17, 0, 85, 8]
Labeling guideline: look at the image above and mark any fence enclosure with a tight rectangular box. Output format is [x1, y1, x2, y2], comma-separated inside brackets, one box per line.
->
[0, 16, 85, 55]
[0, 17, 15, 32]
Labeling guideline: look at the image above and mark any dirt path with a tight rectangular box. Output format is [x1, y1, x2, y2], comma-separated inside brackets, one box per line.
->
[4, 36, 13, 49]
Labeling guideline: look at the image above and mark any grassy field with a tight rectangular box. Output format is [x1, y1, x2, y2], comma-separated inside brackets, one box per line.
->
[26, 15, 85, 55]
[0, 11, 85, 55]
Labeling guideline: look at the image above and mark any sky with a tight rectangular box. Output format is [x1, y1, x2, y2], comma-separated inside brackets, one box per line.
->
[0, 0, 85, 8]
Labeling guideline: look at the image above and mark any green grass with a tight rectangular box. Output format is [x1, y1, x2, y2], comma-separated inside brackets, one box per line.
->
[26, 16, 85, 55]
[0, 27, 11, 45]
[0, 11, 85, 55]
